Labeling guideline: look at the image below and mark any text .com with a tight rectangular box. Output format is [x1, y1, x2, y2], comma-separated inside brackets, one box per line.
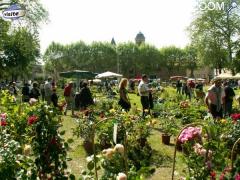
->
[198, 1, 238, 11]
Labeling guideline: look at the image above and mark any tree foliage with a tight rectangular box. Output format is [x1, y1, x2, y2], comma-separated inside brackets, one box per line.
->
[188, 0, 240, 73]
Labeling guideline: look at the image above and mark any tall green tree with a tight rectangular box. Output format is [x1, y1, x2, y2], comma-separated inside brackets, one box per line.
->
[138, 44, 163, 76]
[161, 46, 185, 76]
[184, 45, 199, 77]
[117, 43, 139, 77]
[43, 42, 67, 79]
[189, 0, 240, 73]
[2, 28, 40, 80]
[89, 42, 117, 73]
[0, 0, 48, 30]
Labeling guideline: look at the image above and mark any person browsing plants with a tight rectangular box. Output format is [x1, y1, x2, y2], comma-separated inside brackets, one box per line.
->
[118, 78, 131, 111]
[205, 79, 225, 119]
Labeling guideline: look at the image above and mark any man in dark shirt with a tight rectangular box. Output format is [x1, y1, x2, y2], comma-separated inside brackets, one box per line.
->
[176, 80, 182, 94]
[224, 81, 235, 116]
[22, 83, 30, 102]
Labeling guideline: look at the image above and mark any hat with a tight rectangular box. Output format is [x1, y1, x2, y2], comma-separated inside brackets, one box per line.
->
[69, 81, 73, 84]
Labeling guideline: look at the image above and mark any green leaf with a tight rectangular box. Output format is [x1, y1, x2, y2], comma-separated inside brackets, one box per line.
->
[67, 138, 74, 143]
[87, 161, 94, 171]
[60, 130, 66, 135]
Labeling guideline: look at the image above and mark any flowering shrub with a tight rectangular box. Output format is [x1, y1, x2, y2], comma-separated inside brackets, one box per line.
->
[28, 104, 73, 179]
[178, 127, 202, 144]
[0, 91, 73, 179]
[0, 130, 34, 179]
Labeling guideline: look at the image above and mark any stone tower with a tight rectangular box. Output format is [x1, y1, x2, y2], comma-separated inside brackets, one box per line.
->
[135, 32, 145, 45]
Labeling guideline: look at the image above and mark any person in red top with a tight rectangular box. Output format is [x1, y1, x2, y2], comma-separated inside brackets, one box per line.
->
[63, 81, 75, 116]
[188, 80, 195, 89]
[188, 80, 195, 100]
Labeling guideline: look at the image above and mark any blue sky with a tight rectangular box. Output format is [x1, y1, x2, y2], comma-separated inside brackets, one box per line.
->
[39, 0, 197, 53]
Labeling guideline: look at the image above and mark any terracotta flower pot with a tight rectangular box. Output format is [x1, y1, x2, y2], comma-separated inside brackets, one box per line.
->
[83, 140, 93, 155]
[162, 134, 171, 145]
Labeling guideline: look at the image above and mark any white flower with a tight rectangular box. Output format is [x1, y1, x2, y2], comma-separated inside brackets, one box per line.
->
[117, 172, 127, 180]
[86, 155, 94, 162]
[114, 144, 124, 155]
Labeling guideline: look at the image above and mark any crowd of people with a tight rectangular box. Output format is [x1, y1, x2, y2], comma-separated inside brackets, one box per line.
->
[174, 78, 237, 119]
[1, 75, 239, 119]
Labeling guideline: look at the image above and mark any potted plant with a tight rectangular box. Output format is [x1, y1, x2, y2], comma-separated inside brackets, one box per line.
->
[160, 117, 178, 145]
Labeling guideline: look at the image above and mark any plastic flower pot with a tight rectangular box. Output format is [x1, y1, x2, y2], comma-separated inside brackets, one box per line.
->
[162, 134, 171, 145]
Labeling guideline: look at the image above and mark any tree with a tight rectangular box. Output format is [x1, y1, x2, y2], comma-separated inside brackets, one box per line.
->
[189, 0, 240, 73]
[138, 44, 163, 76]
[2, 28, 40, 80]
[184, 45, 199, 77]
[89, 42, 117, 73]
[0, 0, 48, 31]
[43, 42, 67, 79]
[160, 46, 185, 76]
[117, 43, 139, 77]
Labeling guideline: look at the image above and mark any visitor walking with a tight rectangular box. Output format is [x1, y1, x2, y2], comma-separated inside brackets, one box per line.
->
[63, 81, 75, 116]
[224, 81, 235, 116]
[176, 80, 182, 94]
[44, 77, 53, 105]
[40, 82, 45, 101]
[205, 79, 225, 119]
[30, 82, 40, 100]
[51, 87, 58, 107]
[22, 83, 30, 102]
[78, 81, 94, 110]
[118, 78, 131, 111]
[138, 74, 151, 117]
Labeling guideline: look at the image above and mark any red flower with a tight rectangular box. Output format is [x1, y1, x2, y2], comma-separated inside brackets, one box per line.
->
[231, 114, 240, 121]
[0, 120, 7, 126]
[1, 113, 7, 126]
[210, 171, 216, 180]
[27, 115, 38, 125]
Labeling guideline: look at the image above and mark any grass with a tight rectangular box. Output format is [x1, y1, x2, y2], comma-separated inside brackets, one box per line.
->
[60, 91, 188, 179]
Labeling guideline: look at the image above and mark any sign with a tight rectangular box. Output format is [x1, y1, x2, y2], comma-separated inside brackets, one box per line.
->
[2, 4, 26, 20]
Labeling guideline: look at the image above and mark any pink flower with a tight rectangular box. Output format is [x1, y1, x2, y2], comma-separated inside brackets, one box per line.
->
[0, 113, 7, 119]
[220, 173, 225, 180]
[178, 127, 202, 143]
[27, 115, 38, 125]
[235, 173, 240, 180]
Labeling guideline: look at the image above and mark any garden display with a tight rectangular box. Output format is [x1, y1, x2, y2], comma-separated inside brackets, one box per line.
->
[1, 86, 240, 179]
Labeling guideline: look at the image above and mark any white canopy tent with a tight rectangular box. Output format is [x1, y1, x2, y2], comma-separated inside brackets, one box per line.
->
[95, 71, 123, 79]
[233, 73, 240, 79]
[215, 72, 233, 79]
